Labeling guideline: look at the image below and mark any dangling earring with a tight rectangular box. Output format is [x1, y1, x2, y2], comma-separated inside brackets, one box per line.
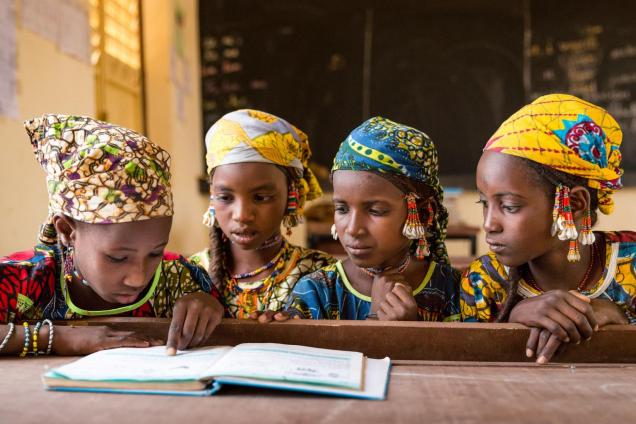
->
[331, 224, 338, 240]
[202, 196, 216, 227]
[552, 185, 580, 262]
[64, 246, 90, 287]
[578, 206, 595, 246]
[402, 192, 428, 260]
[282, 183, 300, 237]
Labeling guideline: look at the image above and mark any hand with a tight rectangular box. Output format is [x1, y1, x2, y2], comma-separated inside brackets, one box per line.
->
[166, 292, 223, 355]
[249, 310, 297, 323]
[53, 325, 164, 356]
[377, 282, 419, 321]
[526, 327, 566, 364]
[370, 272, 402, 315]
[590, 298, 629, 327]
[509, 289, 598, 344]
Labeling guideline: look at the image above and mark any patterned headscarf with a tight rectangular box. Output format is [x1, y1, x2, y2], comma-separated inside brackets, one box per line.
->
[205, 109, 322, 216]
[26, 114, 173, 244]
[484, 93, 623, 214]
[332, 116, 449, 265]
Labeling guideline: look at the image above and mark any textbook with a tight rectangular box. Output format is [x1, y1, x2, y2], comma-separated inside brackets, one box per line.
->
[42, 343, 391, 400]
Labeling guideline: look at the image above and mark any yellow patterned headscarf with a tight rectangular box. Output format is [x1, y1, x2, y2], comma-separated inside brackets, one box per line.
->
[26, 114, 173, 244]
[484, 94, 623, 214]
[205, 109, 322, 215]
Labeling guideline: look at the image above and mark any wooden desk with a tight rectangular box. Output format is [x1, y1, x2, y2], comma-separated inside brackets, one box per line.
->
[3, 356, 635, 423]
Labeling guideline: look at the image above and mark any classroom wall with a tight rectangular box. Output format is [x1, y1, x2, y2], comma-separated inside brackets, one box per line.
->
[0, 2, 634, 259]
[0, 29, 95, 254]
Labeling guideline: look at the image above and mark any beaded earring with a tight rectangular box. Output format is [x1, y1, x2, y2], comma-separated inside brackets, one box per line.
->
[331, 223, 338, 240]
[282, 183, 300, 236]
[202, 195, 216, 227]
[551, 185, 580, 262]
[579, 206, 595, 246]
[402, 192, 429, 260]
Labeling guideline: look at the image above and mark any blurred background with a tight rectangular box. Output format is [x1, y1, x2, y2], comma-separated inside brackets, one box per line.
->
[1, 0, 635, 267]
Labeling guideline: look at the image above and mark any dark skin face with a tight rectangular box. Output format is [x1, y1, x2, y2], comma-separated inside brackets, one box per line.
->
[333, 170, 412, 270]
[476, 150, 595, 290]
[211, 162, 288, 276]
[54, 215, 172, 309]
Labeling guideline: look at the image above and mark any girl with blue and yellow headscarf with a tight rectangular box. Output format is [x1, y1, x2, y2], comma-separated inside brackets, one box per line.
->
[282, 117, 461, 322]
[189, 110, 334, 319]
[461, 94, 635, 364]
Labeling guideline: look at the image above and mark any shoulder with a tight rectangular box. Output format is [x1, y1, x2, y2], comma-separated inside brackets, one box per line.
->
[289, 245, 336, 267]
[1, 245, 57, 270]
[603, 231, 636, 259]
[462, 252, 509, 291]
[159, 251, 213, 292]
[293, 262, 340, 290]
[188, 248, 210, 270]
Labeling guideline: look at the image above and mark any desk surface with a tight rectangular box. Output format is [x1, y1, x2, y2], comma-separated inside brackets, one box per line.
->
[3, 356, 635, 423]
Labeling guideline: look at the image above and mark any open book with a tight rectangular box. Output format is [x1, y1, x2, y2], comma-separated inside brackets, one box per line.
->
[42, 343, 391, 400]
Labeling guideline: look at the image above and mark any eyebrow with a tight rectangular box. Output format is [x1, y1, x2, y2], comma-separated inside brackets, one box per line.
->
[112, 241, 168, 252]
[493, 192, 526, 199]
[214, 183, 277, 192]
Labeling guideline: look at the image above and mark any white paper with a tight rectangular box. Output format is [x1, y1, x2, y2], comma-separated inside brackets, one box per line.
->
[49, 346, 232, 382]
[204, 343, 364, 389]
[0, 0, 18, 118]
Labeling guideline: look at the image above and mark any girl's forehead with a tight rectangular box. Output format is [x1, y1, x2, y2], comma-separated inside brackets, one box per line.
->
[332, 170, 403, 199]
[477, 152, 541, 196]
[212, 163, 286, 185]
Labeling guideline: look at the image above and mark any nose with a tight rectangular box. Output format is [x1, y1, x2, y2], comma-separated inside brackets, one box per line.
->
[344, 210, 366, 238]
[483, 205, 502, 234]
[232, 198, 255, 223]
[122, 261, 150, 290]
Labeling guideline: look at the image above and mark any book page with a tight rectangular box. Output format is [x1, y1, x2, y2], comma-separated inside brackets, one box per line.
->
[49, 346, 232, 382]
[204, 343, 364, 389]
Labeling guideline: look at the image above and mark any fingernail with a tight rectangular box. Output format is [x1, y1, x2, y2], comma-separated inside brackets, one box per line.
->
[537, 356, 547, 364]
[564, 337, 570, 343]
[594, 325, 599, 331]
[166, 347, 176, 356]
[526, 349, 534, 358]
[576, 340, 580, 345]
[586, 337, 592, 342]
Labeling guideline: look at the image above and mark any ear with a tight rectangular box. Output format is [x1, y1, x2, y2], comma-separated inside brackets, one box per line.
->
[569, 186, 591, 223]
[53, 215, 78, 247]
[418, 196, 436, 225]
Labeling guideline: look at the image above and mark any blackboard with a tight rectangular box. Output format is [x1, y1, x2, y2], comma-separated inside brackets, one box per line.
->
[198, 0, 636, 188]
[528, 0, 636, 181]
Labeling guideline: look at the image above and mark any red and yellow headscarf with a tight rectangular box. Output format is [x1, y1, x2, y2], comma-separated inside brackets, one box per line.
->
[484, 94, 623, 214]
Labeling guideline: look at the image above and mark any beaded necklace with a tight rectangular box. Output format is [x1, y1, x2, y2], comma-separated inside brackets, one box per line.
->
[360, 251, 411, 277]
[522, 240, 599, 293]
[230, 245, 285, 280]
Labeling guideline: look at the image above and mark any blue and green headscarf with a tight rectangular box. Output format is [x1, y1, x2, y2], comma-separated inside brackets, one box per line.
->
[332, 116, 449, 264]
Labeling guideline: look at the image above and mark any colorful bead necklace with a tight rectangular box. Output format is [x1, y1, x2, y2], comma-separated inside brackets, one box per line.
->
[360, 251, 411, 277]
[522, 240, 599, 293]
[230, 246, 286, 280]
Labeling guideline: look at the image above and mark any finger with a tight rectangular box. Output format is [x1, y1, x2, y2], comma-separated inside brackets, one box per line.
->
[274, 312, 291, 322]
[106, 335, 151, 350]
[392, 283, 414, 303]
[166, 303, 187, 355]
[536, 329, 551, 356]
[564, 292, 599, 332]
[537, 334, 562, 364]
[292, 315, 301, 320]
[555, 301, 594, 341]
[258, 311, 277, 324]
[191, 314, 209, 347]
[179, 308, 200, 350]
[379, 302, 397, 321]
[545, 309, 581, 343]
[249, 312, 259, 320]
[526, 328, 541, 358]
[150, 338, 165, 347]
[535, 316, 569, 342]
[384, 291, 403, 308]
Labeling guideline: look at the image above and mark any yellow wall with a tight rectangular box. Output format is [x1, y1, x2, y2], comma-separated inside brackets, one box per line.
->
[0, 29, 95, 254]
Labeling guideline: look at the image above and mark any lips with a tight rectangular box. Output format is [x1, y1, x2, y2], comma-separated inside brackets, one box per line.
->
[230, 229, 258, 245]
[114, 292, 142, 304]
[486, 238, 506, 254]
[345, 244, 373, 256]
